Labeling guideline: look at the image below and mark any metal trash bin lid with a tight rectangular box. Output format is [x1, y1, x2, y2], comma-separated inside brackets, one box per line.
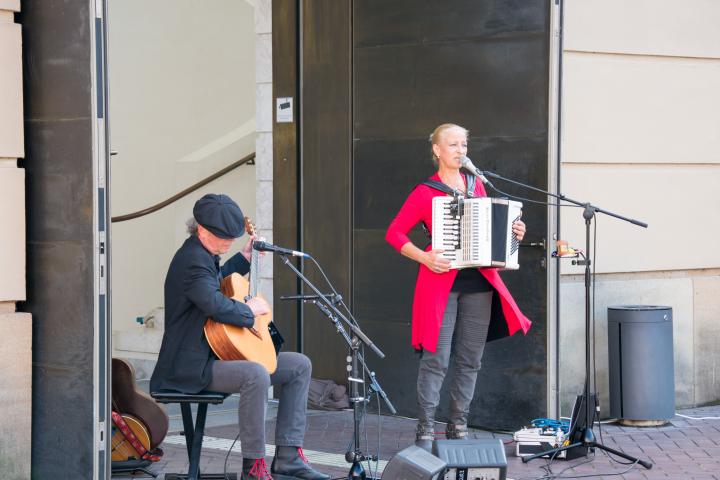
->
[608, 305, 672, 324]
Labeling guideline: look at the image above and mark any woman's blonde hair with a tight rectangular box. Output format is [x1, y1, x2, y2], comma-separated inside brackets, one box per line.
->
[428, 123, 469, 166]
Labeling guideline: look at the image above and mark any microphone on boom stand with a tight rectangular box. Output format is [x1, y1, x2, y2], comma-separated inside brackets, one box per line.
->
[253, 240, 309, 258]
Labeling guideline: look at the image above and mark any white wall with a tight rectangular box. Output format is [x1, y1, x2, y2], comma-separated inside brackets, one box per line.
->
[0, 2, 22, 161]
[108, 0, 258, 356]
[0, 2, 31, 478]
[0, 312, 31, 479]
[254, 0, 274, 307]
[0, 2, 24, 302]
[558, 0, 720, 414]
[0, 168, 24, 301]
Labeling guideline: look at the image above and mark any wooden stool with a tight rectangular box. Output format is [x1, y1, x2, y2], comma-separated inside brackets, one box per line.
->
[151, 391, 234, 480]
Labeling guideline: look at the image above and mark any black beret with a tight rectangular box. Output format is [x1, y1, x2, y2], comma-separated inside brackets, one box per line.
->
[193, 194, 245, 239]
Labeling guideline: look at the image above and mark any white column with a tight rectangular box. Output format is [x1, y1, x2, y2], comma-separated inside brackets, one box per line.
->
[255, 0, 274, 306]
[0, 1, 31, 478]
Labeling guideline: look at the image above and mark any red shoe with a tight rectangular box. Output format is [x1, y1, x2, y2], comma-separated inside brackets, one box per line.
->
[243, 457, 273, 480]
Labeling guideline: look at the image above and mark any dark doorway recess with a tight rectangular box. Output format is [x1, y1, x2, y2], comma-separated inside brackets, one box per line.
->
[275, 0, 550, 429]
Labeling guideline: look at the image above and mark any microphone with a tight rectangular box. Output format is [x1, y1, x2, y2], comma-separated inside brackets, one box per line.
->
[253, 240, 308, 258]
[460, 156, 490, 185]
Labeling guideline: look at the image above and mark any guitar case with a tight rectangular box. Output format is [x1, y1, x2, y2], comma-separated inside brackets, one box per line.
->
[112, 358, 169, 448]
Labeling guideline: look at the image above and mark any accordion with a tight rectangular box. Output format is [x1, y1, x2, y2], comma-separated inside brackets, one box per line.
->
[431, 196, 523, 270]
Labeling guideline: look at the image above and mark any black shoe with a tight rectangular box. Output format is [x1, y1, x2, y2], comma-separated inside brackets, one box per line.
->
[445, 423, 468, 440]
[243, 457, 273, 480]
[271, 446, 330, 480]
[415, 422, 435, 452]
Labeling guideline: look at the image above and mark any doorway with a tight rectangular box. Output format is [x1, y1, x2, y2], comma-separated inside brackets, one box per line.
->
[274, 0, 553, 429]
[107, 0, 259, 381]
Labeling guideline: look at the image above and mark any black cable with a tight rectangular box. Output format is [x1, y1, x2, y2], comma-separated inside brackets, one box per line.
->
[483, 179, 584, 209]
[307, 255, 359, 326]
[363, 343, 381, 480]
[374, 390, 382, 479]
[588, 219, 634, 467]
[361, 345, 371, 478]
[541, 451, 597, 479]
[552, 460, 639, 479]
[591, 212, 599, 436]
[522, 215, 638, 480]
[305, 256, 385, 478]
[472, 425, 517, 436]
[514, 452, 590, 480]
[592, 215, 608, 453]
[541, 455, 591, 480]
[592, 214, 601, 449]
[588, 216, 638, 468]
[223, 429, 242, 479]
[521, 450, 641, 480]
[531, 443, 567, 480]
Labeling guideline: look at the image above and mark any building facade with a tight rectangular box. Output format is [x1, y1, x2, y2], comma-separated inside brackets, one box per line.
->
[1, 1, 718, 478]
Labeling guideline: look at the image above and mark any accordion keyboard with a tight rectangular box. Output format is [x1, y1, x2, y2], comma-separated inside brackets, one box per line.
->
[431, 196, 522, 270]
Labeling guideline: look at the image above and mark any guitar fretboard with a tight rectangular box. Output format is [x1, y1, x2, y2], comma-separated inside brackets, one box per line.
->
[247, 248, 259, 298]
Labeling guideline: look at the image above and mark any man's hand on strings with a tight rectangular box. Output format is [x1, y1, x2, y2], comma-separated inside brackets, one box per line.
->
[246, 296, 270, 317]
[241, 235, 267, 261]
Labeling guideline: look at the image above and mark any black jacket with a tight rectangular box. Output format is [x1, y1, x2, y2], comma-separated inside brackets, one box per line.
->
[150, 235, 254, 394]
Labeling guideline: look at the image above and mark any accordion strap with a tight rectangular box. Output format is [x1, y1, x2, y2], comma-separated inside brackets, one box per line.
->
[420, 174, 476, 198]
[418, 174, 476, 239]
[421, 180, 455, 196]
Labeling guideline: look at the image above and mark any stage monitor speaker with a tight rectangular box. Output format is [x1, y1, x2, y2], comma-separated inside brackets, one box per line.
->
[433, 439, 507, 480]
[381, 445, 447, 480]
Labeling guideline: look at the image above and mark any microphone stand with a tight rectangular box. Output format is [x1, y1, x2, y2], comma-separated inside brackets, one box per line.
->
[278, 256, 394, 480]
[468, 167, 651, 469]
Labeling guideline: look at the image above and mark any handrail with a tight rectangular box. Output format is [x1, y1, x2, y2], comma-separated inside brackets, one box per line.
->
[111, 151, 256, 223]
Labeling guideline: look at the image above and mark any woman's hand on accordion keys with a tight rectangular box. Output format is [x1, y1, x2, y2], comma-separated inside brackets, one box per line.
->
[512, 219, 526, 242]
[424, 249, 451, 274]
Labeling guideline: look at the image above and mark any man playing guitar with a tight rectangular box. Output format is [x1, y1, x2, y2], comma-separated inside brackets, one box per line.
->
[150, 193, 329, 480]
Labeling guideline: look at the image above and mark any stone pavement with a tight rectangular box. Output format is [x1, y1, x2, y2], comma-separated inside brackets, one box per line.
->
[112, 403, 720, 480]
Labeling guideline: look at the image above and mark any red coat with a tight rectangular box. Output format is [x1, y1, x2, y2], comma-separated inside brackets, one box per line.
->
[385, 173, 532, 353]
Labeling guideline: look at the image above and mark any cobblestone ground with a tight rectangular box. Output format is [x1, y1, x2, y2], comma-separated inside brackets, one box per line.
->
[113, 404, 720, 480]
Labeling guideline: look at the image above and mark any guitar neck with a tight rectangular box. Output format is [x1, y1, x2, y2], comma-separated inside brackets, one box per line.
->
[247, 248, 259, 298]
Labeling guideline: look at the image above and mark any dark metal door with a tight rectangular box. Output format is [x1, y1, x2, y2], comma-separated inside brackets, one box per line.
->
[275, 0, 551, 429]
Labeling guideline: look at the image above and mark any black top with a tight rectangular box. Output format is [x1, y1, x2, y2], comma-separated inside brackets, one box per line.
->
[422, 174, 490, 293]
[150, 235, 253, 394]
[451, 268, 493, 293]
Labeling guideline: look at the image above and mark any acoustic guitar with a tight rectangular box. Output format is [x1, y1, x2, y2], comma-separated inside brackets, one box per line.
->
[204, 218, 278, 373]
[111, 358, 168, 449]
[111, 414, 151, 462]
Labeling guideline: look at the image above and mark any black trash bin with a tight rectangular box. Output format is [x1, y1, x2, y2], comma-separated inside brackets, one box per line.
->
[608, 305, 675, 426]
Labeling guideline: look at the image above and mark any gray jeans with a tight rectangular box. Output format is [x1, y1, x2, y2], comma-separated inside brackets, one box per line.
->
[417, 291, 493, 427]
[207, 352, 311, 458]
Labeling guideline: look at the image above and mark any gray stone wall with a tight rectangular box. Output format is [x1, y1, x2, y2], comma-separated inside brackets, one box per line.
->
[0, 313, 32, 480]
